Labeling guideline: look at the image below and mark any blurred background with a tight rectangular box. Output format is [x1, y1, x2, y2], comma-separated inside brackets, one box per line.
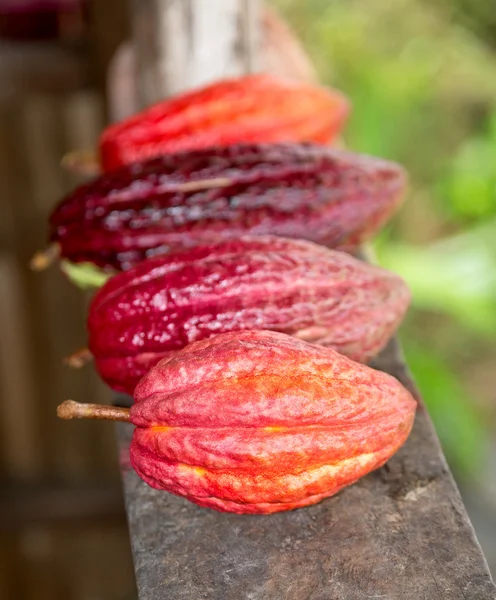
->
[0, 1, 495, 598]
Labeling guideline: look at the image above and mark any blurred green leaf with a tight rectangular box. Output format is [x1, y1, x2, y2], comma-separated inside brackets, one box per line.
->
[60, 260, 110, 290]
[402, 339, 489, 479]
[438, 110, 496, 221]
[376, 221, 496, 334]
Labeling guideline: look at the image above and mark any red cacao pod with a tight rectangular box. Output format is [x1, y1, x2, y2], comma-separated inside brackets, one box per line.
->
[99, 74, 349, 172]
[48, 143, 407, 272]
[87, 236, 410, 395]
[58, 330, 417, 514]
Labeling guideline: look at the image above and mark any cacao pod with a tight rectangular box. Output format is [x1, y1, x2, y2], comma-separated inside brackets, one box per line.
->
[99, 74, 349, 172]
[57, 330, 417, 514]
[87, 236, 410, 395]
[48, 143, 407, 272]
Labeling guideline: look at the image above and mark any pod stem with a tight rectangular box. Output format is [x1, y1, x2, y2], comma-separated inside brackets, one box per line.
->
[30, 243, 60, 271]
[57, 400, 131, 423]
[61, 150, 101, 176]
[65, 347, 93, 368]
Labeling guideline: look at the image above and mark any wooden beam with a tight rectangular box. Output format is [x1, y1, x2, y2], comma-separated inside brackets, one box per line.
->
[117, 338, 496, 599]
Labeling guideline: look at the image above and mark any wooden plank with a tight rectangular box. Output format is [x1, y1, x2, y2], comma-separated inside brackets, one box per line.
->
[117, 338, 496, 599]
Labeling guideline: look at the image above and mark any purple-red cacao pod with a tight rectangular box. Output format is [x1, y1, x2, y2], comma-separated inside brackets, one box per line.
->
[87, 236, 410, 394]
[48, 143, 407, 271]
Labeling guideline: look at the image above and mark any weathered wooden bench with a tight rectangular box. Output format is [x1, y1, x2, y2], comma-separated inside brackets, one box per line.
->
[114, 2, 496, 598]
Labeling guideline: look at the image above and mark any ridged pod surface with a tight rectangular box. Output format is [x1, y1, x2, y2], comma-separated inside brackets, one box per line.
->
[129, 329, 417, 514]
[49, 143, 407, 271]
[88, 236, 410, 394]
[99, 74, 349, 171]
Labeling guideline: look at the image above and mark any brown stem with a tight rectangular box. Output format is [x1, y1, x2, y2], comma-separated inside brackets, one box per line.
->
[30, 243, 60, 271]
[64, 347, 93, 368]
[61, 150, 101, 177]
[57, 400, 131, 422]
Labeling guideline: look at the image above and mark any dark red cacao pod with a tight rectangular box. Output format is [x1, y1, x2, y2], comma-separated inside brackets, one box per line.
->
[99, 74, 349, 171]
[88, 236, 410, 395]
[129, 329, 417, 514]
[49, 143, 407, 271]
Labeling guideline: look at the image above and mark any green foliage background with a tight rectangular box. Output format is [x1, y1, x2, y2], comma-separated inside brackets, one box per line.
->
[272, 0, 496, 483]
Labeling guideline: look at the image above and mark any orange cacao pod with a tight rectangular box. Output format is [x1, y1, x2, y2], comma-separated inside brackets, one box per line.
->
[58, 330, 416, 514]
[99, 74, 350, 171]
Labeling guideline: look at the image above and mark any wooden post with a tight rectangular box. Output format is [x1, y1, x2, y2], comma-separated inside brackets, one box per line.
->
[128, 0, 260, 108]
[107, 4, 317, 122]
[115, 2, 496, 599]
